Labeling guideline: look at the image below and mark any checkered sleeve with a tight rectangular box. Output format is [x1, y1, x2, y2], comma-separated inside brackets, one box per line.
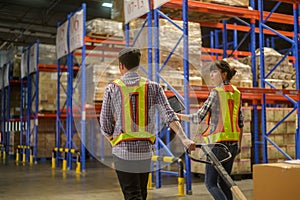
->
[100, 84, 115, 138]
[188, 90, 216, 124]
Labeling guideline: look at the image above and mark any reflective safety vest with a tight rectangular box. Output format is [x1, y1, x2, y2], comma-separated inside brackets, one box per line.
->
[110, 77, 156, 146]
[202, 85, 241, 143]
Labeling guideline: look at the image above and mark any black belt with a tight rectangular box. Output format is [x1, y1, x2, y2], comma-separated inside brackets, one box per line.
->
[222, 142, 238, 146]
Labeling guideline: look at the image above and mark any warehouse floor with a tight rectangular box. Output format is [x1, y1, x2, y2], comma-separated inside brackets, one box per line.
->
[0, 158, 253, 200]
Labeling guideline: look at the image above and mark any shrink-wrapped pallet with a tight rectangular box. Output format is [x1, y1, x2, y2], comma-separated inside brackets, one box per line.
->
[12, 54, 21, 78]
[39, 44, 56, 64]
[255, 47, 293, 73]
[34, 72, 67, 112]
[224, 58, 253, 87]
[129, 18, 202, 89]
[111, 0, 235, 22]
[86, 18, 124, 38]
[73, 64, 121, 103]
[241, 47, 295, 89]
[201, 58, 252, 87]
[202, 0, 249, 7]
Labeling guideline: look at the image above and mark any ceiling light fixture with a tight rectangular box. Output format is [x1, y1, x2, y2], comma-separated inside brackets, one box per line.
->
[102, 2, 112, 8]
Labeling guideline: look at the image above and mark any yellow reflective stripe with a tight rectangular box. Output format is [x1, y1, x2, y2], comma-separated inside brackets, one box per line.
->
[111, 78, 154, 147]
[216, 87, 233, 133]
[110, 132, 156, 146]
[113, 78, 147, 132]
[232, 89, 240, 133]
[204, 131, 240, 143]
[205, 86, 240, 143]
[136, 78, 146, 130]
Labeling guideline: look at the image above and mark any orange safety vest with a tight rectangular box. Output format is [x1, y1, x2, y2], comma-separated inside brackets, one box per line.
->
[110, 77, 155, 146]
[202, 84, 241, 143]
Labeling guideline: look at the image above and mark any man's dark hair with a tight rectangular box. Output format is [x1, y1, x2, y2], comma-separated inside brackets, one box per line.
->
[118, 47, 141, 70]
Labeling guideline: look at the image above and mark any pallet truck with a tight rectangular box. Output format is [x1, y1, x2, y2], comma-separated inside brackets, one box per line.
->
[187, 143, 247, 200]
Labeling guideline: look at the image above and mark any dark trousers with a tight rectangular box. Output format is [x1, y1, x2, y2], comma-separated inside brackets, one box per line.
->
[205, 143, 238, 200]
[113, 155, 151, 200]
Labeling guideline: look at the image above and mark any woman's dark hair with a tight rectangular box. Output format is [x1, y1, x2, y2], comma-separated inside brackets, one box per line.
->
[209, 60, 237, 81]
[118, 47, 141, 70]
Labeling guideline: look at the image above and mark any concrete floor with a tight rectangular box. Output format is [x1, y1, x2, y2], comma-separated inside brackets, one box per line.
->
[0, 158, 253, 200]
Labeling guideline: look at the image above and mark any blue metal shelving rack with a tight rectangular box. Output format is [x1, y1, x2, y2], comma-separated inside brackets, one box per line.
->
[153, 0, 193, 193]
[20, 48, 28, 163]
[122, 0, 192, 193]
[0, 66, 3, 151]
[0, 67, 3, 146]
[22, 41, 39, 164]
[1, 63, 10, 156]
[122, 0, 261, 194]
[56, 3, 87, 172]
[257, 0, 300, 162]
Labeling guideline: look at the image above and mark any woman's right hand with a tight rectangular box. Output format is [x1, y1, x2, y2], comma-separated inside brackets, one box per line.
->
[176, 113, 184, 121]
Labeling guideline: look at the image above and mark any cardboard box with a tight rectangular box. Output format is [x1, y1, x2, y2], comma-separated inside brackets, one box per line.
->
[286, 122, 296, 134]
[253, 163, 300, 200]
[243, 121, 251, 133]
[241, 132, 252, 148]
[284, 108, 296, 122]
[239, 159, 251, 173]
[242, 107, 252, 121]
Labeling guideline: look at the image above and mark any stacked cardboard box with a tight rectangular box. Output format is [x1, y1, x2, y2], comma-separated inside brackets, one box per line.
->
[37, 72, 67, 112]
[78, 64, 120, 103]
[10, 85, 21, 116]
[35, 118, 57, 158]
[9, 131, 21, 155]
[265, 107, 297, 163]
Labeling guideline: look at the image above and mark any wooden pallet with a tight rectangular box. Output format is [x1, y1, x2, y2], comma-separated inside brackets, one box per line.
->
[86, 32, 124, 40]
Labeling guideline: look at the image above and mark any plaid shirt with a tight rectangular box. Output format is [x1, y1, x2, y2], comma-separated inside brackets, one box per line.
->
[100, 70, 178, 160]
[188, 81, 244, 133]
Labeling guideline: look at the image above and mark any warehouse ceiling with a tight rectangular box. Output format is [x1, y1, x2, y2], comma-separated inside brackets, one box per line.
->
[0, 0, 294, 51]
[0, 0, 112, 50]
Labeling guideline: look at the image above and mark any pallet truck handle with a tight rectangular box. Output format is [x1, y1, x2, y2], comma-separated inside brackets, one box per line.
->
[187, 143, 232, 164]
[190, 144, 247, 200]
[231, 186, 247, 200]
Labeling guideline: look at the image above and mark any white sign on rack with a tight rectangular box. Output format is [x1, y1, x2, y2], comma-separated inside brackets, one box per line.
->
[29, 43, 38, 74]
[21, 51, 28, 79]
[56, 21, 68, 59]
[124, 0, 150, 24]
[153, 0, 170, 9]
[69, 9, 84, 52]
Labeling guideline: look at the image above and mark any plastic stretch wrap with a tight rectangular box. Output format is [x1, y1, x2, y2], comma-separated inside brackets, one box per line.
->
[111, 0, 249, 22]
[39, 44, 57, 64]
[86, 18, 124, 38]
[241, 47, 295, 89]
[224, 58, 253, 88]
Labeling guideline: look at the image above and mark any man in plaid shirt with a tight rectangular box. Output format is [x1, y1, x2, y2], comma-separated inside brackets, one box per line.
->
[100, 47, 195, 200]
